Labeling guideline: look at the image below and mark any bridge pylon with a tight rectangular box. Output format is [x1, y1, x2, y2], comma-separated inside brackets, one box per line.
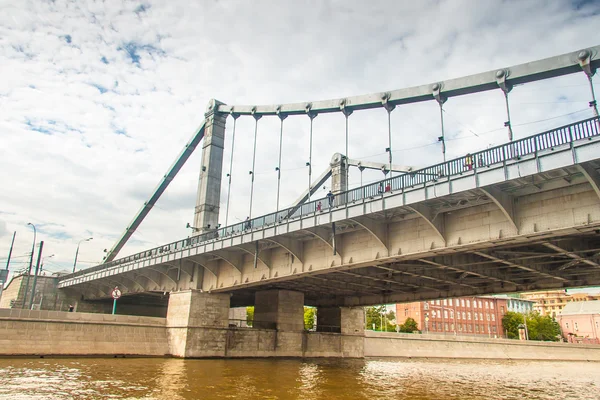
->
[193, 99, 227, 235]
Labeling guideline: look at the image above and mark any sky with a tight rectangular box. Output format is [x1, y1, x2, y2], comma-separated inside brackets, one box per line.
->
[1, 0, 599, 281]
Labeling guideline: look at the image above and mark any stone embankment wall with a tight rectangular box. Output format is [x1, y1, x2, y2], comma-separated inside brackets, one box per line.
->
[364, 331, 600, 361]
[3, 309, 600, 360]
[0, 309, 169, 357]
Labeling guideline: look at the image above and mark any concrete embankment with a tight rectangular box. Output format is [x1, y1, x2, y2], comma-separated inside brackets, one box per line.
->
[364, 331, 600, 361]
[0, 309, 169, 357]
[3, 309, 600, 361]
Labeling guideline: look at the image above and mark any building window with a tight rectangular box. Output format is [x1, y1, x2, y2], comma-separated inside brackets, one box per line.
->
[432, 310, 436, 318]
[485, 302, 489, 309]
[445, 323, 449, 331]
[436, 300, 440, 305]
[491, 314, 495, 322]
[443, 299, 447, 306]
[575, 322, 579, 331]
[468, 324, 472, 332]
[468, 312, 471, 320]
[566, 322, 569, 329]
[444, 310, 448, 319]
[475, 325, 479, 332]
[461, 299, 465, 307]
[462, 312, 466, 320]
[486, 314, 490, 321]
[474, 313, 478, 321]
[501, 306, 505, 314]
[405, 308, 409, 316]
[449, 299, 453, 306]
[451, 323, 455, 331]
[450, 311, 454, 319]
[492, 326, 497, 333]
[480, 313, 483, 321]
[467, 300, 470, 307]
[490, 303, 494, 310]
[478, 301, 482, 308]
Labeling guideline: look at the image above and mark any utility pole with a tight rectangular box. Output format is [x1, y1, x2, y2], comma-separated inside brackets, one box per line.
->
[5, 231, 15, 270]
[0, 232, 15, 300]
[22, 223, 36, 309]
[29, 241, 43, 309]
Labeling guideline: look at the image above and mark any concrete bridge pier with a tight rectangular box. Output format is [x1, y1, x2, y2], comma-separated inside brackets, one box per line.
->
[166, 289, 230, 358]
[254, 289, 305, 356]
[316, 306, 365, 357]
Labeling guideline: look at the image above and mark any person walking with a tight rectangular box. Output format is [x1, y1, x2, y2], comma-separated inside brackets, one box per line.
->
[326, 191, 335, 208]
[465, 153, 473, 170]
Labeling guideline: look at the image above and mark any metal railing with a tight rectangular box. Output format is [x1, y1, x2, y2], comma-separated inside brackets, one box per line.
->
[63, 117, 599, 282]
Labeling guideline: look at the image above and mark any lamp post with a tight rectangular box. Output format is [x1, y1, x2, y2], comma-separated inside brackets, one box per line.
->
[40, 254, 55, 274]
[22, 223, 36, 309]
[73, 237, 93, 273]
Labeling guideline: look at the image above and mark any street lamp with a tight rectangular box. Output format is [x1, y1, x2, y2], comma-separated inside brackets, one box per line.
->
[73, 237, 93, 273]
[40, 254, 55, 274]
[22, 223, 37, 309]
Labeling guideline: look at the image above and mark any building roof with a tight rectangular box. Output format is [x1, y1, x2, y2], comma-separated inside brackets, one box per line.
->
[559, 301, 600, 315]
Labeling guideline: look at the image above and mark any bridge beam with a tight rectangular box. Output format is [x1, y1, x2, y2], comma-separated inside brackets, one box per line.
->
[480, 186, 518, 232]
[212, 250, 243, 274]
[578, 163, 600, 201]
[406, 204, 445, 246]
[300, 227, 341, 257]
[238, 243, 272, 270]
[349, 216, 388, 256]
[265, 237, 304, 265]
[189, 257, 218, 279]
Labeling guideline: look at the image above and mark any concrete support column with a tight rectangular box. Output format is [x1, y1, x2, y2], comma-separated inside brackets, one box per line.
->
[316, 306, 365, 357]
[254, 289, 304, 331]
[194, 99, 227, 234]
[166, 289, 230, 358]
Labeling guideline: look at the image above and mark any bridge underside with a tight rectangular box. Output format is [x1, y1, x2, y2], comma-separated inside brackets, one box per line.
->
[227, 230, 600, 307]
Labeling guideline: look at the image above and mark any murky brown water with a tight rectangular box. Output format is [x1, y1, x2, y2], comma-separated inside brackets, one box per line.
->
[0, 358, 598, 399]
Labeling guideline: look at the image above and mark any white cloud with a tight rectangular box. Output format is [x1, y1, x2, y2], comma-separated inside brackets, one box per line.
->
[0, 0, 599, 277]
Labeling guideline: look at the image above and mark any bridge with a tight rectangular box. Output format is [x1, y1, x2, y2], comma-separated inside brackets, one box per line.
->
[52, 46, 600, 357]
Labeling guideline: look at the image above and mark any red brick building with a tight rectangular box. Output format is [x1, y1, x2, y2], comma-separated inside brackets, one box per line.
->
[396, 296, 508, 338]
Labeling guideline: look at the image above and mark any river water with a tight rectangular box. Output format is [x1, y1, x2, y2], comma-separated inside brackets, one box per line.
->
[0, 358, 597, 399]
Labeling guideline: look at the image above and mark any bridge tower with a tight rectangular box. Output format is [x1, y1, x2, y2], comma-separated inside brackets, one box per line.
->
[330, 153, 348, 194]
[193, 99, 227, 234]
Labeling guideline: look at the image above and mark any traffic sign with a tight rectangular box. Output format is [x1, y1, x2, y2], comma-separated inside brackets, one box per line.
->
[111, 287, 122, 300]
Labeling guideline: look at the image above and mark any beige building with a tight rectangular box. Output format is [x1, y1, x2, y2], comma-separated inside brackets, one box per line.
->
[520, 290, 600, 318]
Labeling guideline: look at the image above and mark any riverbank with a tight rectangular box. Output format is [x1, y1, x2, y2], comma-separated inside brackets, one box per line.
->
[2, 309, 600, 361]
[365, 331, 600, 361]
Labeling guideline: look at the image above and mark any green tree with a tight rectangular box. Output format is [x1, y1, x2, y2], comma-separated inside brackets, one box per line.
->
[502, 311, 561, 341]
[304, 307, 316, 330]
[527, 313, 561, 341]
[400, 317, 419, 333]
[365, 306, 397, 331]
[246, 306, 254, 327]
[502, 311, 523, 339]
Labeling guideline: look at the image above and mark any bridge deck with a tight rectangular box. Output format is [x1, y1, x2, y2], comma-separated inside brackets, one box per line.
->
[58, 118, 600, 306]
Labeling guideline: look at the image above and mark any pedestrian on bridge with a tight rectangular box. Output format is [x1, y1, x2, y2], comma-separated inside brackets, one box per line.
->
[465, 153, 474, 170]
[245, 217, 251, 231]
[326, 191, 334, 208]
[316, 201, 322, 212]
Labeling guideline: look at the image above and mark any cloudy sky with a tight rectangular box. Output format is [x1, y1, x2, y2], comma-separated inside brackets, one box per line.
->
[1, 0, 599, 278]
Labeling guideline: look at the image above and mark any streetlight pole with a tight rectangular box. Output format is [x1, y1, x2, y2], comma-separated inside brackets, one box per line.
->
[22, 223, 36, 309]
[40, 254, 55, 275]
[73, 237, 93, 273]
[29, 240, 44, 309]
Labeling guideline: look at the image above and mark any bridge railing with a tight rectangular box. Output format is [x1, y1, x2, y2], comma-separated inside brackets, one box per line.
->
[65, 117, 599, 281]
